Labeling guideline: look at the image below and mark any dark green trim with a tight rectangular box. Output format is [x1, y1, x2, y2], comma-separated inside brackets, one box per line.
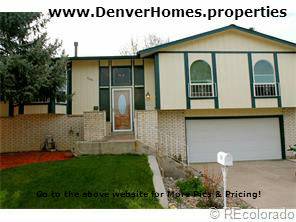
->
[18, 103, 24, 114]
[69, 55, 138, 61]
[247, 53, 256, 108]
[66, 62, 72, 114]
[273, 53, 282, 107]
[56, 103, 67, 106]
[279, 115, 286, 159]
[8, 100, 14, 117]
[154, 53, 160, 109]
[185, 115, 286, 160]
[154, 51, 296, 54]
[189, 97, 215, 100]
[139, 24, 296, 56]
[254, 96, 279, 99]
[134, 65, 145, 86]
[133, 62, 146, 110]
[184, 52, 190, 109]
[68, 51, 296, 62]
[185, 115, 281, 120]
[211, 53, 219, 108]
[48, 99, 55, 114]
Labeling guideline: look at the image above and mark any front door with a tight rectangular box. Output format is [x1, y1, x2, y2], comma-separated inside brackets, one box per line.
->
[112, 88, 132, 131]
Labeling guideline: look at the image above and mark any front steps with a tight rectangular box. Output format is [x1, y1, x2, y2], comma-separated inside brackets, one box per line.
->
[75, 140, 136, 155]
[74, 133, 152, 156]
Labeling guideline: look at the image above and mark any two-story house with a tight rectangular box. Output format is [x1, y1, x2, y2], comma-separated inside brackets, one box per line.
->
[2, 24, 295, 163]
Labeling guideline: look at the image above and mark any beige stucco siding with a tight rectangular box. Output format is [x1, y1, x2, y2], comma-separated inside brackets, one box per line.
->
[252, 53, 274, 65]
[216, 54, 251, 108]
[55, 105, 67, 114]
[161, 30, 294, 52]
[0, 102, 8, 117]
[255, 98, 278, 108]
[188, 53, 212, 66]
[159, 53, 186, 109]
[111, 59, 131, 66]
[72, 61, 99, 115]
[190, 100, 215, 109]
[134, 59, 144, 66]
[24, 105, 48, 114]
[278, 54, 296, 107]
[144, 59, 155, 110]
[99, 60, 108, 67]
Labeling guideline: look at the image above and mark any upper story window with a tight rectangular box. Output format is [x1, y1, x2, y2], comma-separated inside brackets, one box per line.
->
[253, 60, 277, 97]
[99, 67, 109, 86]
[99, 66, 110, 121]
[189, 60, 215, 98]
[134, 66, 145, 110]
[112, 67, 132, 86]
[56, 84, 67, 103]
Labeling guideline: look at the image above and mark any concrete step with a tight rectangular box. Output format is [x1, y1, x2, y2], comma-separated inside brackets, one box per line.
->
[104, 133, 135, 141]
[75, 140, 137, 155]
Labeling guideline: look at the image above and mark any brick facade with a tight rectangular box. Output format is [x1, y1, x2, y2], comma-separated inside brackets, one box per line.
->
[134, 110, 187, 162]
[158, 111, 187, 162]
[134, 110, 159, 149]
[0, 114, 83, 153]
[134, 108, 296, 162]
[83, 111, 106, 141]
[283, 108, 296, 151]
[1, 108, 294, 160]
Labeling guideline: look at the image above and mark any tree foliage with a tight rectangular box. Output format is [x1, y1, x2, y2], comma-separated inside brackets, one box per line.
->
[120, 34, 169, 55]
[0, 12, 67, 115]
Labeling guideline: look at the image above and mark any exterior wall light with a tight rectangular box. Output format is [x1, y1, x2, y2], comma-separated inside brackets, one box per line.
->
[145, 92, 151, 100]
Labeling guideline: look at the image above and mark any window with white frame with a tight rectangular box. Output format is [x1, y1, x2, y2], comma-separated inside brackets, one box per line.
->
[253, 60, 277, 97]
[189, 60, 214, 98]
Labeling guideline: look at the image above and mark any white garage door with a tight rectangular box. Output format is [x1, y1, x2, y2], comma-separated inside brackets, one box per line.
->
[186, 118, 282, 163]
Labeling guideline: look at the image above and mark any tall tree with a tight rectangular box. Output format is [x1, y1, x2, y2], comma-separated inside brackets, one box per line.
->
[0, 12, 67, 116]
[120, 34, 169, 55]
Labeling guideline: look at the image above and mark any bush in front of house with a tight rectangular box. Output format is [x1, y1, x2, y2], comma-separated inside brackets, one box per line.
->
[176, 177, 206, 196]
[196, 169, 223, 208]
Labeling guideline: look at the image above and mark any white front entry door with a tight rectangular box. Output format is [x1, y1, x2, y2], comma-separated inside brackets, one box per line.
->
[112, 88, 132, 132]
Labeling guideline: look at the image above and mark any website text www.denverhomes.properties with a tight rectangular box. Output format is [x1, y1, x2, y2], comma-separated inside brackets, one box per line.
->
[48, 6, 287, 20]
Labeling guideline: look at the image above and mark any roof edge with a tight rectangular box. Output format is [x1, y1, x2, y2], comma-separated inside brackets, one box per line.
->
[69, 55, 139, 61]
[138, 24, 296, 56]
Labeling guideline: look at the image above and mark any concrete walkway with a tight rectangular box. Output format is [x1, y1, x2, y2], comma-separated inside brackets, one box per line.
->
[191, 160, 296, 208]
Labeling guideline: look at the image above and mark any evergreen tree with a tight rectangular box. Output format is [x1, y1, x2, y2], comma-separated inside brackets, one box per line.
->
[0, 12, 67, 116]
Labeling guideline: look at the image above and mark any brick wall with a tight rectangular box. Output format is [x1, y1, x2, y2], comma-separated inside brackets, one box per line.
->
[134, 110, 158, 149]
[106, 122, 111, 136]
[0, 114, 83, 153]
[133, 109, 296, 162]
[158, 111, 187, 162]
[283, 108, 296, 150]
[83, 111, 106, 141]
[134, 110, 187, 162]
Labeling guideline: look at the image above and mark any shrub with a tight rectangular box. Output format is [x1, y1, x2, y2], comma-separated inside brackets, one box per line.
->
[176, 177, 205, 196]
[196, 168, 223, 208]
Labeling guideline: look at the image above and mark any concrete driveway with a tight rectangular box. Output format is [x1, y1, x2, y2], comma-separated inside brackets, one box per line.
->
[191, 160, 296, 208]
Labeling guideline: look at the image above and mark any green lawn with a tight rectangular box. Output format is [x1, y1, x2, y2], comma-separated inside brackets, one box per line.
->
[0, 154, 162, 209]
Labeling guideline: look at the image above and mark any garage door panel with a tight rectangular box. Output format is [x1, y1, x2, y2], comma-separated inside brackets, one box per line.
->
[186, 118, 282, 163]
